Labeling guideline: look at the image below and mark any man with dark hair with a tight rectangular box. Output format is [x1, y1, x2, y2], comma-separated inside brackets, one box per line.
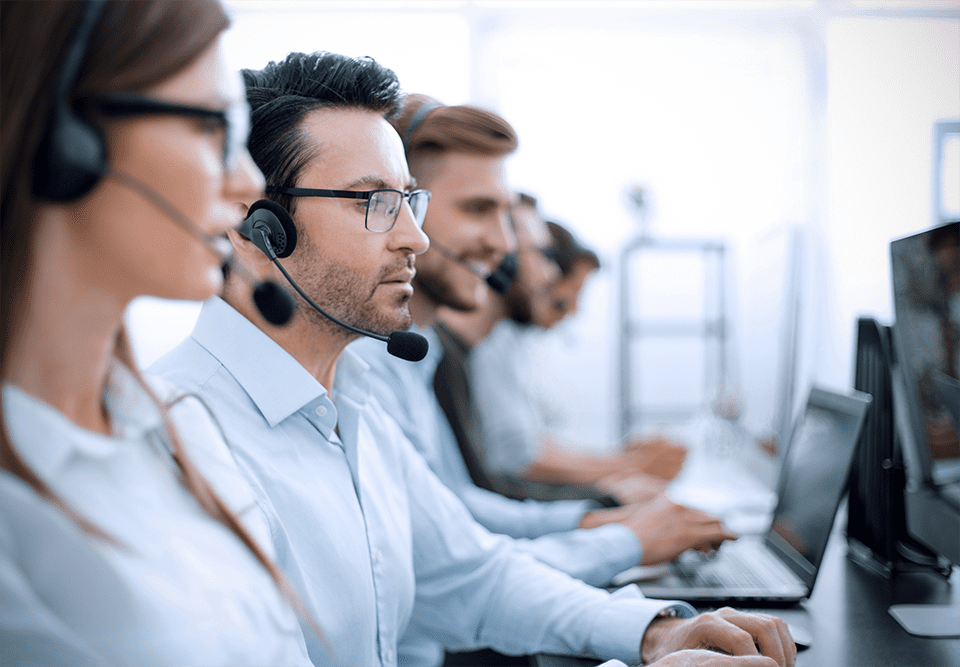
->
[541, 219, 601, 326]
[154, 52, 794, 667]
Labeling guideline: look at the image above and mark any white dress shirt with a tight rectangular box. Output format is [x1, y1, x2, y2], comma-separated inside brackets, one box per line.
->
[151, 297, 693, 667]
[0, 362, 311, 667]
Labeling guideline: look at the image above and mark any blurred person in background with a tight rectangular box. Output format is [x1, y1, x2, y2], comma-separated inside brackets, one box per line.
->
[443, 197, 689, 505]
[0, 1, 315, 665]
[541, 219, 601, 327]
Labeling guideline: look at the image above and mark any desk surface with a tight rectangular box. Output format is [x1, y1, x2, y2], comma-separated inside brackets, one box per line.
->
[536, 518, 959, 667]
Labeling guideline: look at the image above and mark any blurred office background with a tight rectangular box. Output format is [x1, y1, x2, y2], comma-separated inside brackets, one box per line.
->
[127, 0, 960, 455]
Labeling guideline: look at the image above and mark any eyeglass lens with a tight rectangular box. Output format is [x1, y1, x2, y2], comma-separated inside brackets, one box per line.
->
[366, 190, 429, 231]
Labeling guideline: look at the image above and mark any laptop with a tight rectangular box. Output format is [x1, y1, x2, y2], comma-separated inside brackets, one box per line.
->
[632, 385, 872, 605]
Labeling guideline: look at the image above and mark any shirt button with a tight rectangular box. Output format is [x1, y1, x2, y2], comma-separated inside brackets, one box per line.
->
[374, 549, 383, 564]
[385, 649, 395, 662]
[315, 405, 327, 417]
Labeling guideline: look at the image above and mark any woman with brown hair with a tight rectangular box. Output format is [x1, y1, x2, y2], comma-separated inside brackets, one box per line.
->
[1, 1, 312, 663]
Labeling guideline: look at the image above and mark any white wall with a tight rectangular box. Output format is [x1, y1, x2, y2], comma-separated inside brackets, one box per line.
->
[128, 0, 960, 452]
[824, 15, 960, 379]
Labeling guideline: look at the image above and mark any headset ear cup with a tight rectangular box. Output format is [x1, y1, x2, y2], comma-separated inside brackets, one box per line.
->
[31, 0, 108, 202]
[33, 107, 107, 201]
[240, 199, 298, 259]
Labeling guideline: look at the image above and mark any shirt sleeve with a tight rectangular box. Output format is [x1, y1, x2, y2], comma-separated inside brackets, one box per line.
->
[395, 434, 691, 664]
[510, 524, 641, 587]
[360, 339, 594, 539]
[453, 479, 593, 537]
[360, 340, 642, 588]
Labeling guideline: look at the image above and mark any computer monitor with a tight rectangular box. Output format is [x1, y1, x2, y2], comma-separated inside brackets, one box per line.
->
[847, 317, 922, 576]
[889, 220, 960, 572]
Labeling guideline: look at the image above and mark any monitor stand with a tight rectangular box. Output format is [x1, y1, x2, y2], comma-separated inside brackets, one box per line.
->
[889, 604, 960, 638]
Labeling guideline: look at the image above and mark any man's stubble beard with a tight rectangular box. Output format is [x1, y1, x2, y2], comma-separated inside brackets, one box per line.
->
[413, 253, 481, 314]
[287, 249, 413, 338]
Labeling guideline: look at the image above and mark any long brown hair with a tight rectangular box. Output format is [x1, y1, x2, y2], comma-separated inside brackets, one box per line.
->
[0, 0, 318, 636]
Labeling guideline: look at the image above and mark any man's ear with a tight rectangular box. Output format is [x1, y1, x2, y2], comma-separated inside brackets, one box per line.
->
[226, 226, 268, 265]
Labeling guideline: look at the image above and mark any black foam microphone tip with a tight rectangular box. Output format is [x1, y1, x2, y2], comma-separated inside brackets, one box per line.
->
[386, 330, 430, 362]
[486, 253, 518, 295]
[253, 280, 296, 326]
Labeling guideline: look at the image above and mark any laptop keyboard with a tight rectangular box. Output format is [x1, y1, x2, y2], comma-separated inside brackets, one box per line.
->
[677, 542, 798, 592]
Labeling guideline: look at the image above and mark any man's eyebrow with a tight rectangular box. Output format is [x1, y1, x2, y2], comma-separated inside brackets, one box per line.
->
[341, 175, 390, 191]
[341, 175, 418, 191]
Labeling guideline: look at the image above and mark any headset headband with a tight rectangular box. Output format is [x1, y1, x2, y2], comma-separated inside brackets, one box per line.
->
[402, 102, 443, 152]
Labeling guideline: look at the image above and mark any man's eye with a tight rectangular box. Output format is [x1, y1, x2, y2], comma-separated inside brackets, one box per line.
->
[368, 196, 387, 213]
[197, 116, 226, 134]
[465, 202, 493, 215]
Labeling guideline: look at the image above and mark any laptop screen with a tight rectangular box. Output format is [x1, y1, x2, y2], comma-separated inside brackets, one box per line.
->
[767, 387, 870, 585]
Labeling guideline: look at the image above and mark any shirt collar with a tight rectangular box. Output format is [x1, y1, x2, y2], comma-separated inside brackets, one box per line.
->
[191, 297, 373, 426]
[3, 361, 163, 480]
[330, 343, 373, 409]
[192, 297, 326, 427]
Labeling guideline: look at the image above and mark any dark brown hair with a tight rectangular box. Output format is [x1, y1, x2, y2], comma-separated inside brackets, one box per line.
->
[242, 51, 401, 216]
[0, 0, 315, 632]
[546, 220, 601, 276]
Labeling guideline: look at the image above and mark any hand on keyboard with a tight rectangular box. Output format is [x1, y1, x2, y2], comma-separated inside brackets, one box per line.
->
[640, 607, 796, 667]
[623, 496, 738, 565]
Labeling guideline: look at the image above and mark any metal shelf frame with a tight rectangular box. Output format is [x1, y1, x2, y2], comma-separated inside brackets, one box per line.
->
[618, 235, 728, 438]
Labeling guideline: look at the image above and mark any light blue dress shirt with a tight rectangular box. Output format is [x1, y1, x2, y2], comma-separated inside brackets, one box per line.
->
[471, 319, 550, 475]
[354, 328, 649, 665]
[353, 328, 642, 582]
[151, 298, 693, 667]
[1, 363, 311, 667]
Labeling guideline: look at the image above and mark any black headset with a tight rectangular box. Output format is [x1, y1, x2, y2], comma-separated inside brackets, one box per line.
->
[32, 0, 108, 202]
[237, 199, 298, 260]
[31, 0, 295, 265]
[237, 196, 428, 361]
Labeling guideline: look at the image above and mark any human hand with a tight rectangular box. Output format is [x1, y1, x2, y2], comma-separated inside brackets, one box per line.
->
[596, 470, 668, 506]
[622, 435, 687, 480]
[641, 607, 796, 667]
[625, 496, 737, 565]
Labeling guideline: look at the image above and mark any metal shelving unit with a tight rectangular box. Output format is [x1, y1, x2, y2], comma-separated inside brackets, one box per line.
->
[618, 235, 728, 438]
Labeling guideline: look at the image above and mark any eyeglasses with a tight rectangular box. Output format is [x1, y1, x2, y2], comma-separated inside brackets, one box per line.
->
[268, 186, 431, 232]
[92, 92, 250, 172]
